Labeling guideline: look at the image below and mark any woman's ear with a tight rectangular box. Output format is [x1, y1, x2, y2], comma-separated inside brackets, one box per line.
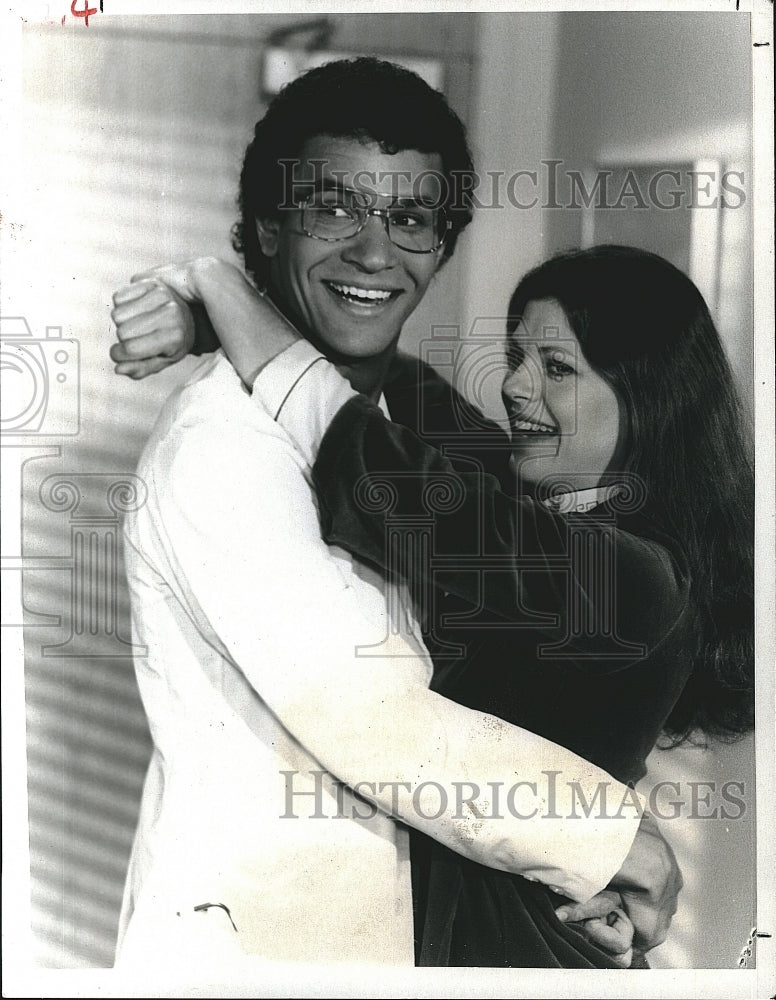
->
[255, 217, 280, 259]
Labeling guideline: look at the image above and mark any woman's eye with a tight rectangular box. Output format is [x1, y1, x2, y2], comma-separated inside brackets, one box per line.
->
[546, 358, 575, 379]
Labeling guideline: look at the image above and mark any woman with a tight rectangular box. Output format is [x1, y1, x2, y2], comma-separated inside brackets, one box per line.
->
[112, 245, 754, 967]
[287, 245, 754, 967]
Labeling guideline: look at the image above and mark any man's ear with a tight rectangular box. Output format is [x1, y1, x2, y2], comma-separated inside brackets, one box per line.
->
[255, 216, 281, 258]
[433, 251, 450, 274]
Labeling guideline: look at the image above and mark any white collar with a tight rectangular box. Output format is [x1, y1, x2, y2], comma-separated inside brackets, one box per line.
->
[540, 484, 623, 514]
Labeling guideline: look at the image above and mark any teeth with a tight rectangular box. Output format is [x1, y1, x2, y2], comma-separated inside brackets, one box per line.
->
[329, 282, 393, 302]
[511, 419, 557, 434]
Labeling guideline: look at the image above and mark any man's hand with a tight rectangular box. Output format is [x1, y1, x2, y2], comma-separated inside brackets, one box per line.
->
[556, 890, 634, 968]
[606, 810, 682, 951]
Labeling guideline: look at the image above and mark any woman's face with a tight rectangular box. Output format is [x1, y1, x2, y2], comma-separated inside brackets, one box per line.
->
[502, 298, 624, 493]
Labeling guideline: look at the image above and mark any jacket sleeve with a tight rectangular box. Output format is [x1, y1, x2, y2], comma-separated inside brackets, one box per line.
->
[312, 395, 689, 667]
[145, 406, 644, 902]
[249, 343, 688, 667]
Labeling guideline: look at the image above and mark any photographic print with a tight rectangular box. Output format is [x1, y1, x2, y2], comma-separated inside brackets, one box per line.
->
[1, 2, 773, 997]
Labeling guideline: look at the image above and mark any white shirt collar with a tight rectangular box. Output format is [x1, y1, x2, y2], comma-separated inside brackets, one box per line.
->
[541, 484, 623, 514]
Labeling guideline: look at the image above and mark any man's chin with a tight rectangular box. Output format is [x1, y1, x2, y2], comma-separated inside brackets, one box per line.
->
[307, 324, 400, 366]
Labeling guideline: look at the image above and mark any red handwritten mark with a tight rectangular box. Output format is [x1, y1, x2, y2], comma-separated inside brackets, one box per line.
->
[70, 0, 98, 26]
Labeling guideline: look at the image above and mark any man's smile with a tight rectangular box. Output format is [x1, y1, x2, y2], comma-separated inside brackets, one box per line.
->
[323, 280, 403, 309]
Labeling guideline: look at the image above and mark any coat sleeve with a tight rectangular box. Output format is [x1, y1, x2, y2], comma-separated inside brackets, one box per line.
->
[312, 395, 689, 667]
[145, 383, 644, 902]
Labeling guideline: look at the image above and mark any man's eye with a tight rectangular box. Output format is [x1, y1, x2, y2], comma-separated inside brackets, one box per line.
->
[316, 203, 351, 218]
[390, 211, 429, 229]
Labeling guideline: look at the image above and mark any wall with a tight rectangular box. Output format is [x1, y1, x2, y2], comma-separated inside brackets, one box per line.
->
[548, 11, 753, 403]
[9, 12, 477, 968]
[546, 11, 756, 971]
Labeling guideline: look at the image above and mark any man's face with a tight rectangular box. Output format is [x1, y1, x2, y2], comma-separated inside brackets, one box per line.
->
[256, 136, 445, 364]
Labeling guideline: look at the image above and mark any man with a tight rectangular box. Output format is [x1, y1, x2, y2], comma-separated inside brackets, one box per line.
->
[111, 58, 679, 972]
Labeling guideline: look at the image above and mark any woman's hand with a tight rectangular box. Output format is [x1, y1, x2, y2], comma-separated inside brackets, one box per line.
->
[606, 810, 682, 951]
[556, 890, 635, 968]
[110, 257, 301, 387]
[110, 258, 236, 379]
[111, 279, 208, 380]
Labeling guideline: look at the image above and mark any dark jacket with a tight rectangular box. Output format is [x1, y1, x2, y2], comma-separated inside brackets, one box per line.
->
[312, 354, 695, 967]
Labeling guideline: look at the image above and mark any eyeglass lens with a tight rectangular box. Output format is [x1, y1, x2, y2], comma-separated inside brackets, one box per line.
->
[301, 189, 445, 252]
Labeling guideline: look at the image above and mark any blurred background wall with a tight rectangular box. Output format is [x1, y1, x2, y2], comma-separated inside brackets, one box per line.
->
[5, 10, 756, 971]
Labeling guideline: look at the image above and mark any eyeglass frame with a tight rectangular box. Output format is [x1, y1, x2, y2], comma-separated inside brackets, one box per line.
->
[297, 189, 452, 255]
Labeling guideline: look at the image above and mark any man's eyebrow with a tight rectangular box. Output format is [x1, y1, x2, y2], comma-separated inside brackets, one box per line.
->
[310, 181, 431, 206]
[298, 178, 349, 195]
[309, 180, 373, 200]
[391, 195, 436, 208]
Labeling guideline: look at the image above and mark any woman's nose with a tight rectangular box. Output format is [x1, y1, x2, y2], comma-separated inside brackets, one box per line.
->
[502, 351, 545, 418]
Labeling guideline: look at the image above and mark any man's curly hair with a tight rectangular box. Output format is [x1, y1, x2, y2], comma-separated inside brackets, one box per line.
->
[232, 57, 476, 288]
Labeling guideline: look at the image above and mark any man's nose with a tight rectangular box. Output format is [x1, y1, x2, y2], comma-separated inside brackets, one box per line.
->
[340, 213, 399, 272]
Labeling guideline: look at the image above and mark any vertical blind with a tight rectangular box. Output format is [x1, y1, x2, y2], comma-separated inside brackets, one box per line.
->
[17, 14, 474, 968]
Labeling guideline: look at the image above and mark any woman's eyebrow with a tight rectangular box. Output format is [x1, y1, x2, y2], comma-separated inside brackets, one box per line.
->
[537, 343, 575, 358]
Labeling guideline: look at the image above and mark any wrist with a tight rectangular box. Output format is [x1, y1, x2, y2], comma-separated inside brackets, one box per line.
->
[190, 257, 241, 300]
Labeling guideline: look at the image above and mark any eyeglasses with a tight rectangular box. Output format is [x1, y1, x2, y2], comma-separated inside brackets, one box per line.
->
[299, 188, 451, 254]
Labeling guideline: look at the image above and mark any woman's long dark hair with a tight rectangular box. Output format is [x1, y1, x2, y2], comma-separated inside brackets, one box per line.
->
[507, 245, 754, 744]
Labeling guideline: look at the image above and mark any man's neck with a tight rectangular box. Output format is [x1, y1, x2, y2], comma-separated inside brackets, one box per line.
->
[266, 288, 397, 402]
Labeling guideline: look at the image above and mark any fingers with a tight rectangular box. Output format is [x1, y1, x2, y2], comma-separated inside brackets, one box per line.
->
[609, 811, 683, 951]
[114, 356, 176, 380]
[112, 282, 180, 331]
[110, 260, 228, 380]
[556, 890, 622, 924]
[113, 305, 187, 348]
[584, 927, 633, 969]
[566, 906, 634, 969]
[110, 328, 187, 363]
[112, 278, 162, 308]
[111, 279, 195, 377]
[556, 890, 635, 967]
[585, 907, 634, 954]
